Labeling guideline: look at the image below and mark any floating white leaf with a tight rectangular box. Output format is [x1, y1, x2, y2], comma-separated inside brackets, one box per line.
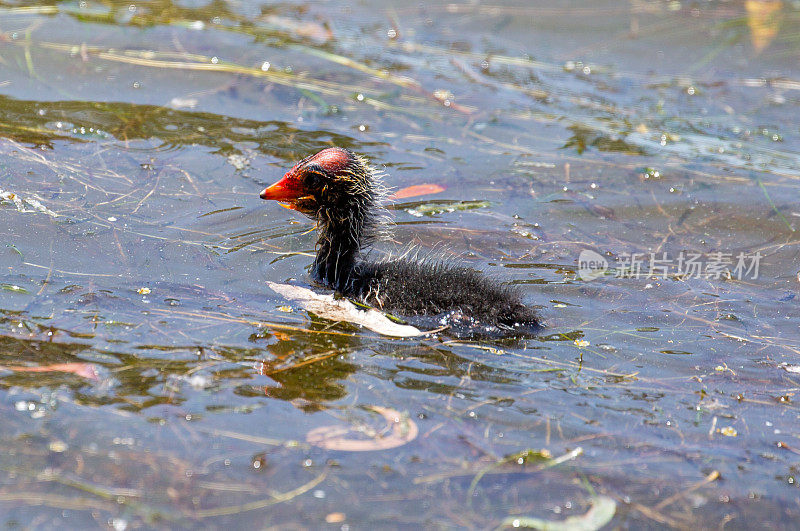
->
[501, 496, 617, 530]
[267, 281, 422, 337]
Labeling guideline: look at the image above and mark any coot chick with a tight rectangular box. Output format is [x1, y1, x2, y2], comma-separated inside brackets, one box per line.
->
[260, 147, 540, 336]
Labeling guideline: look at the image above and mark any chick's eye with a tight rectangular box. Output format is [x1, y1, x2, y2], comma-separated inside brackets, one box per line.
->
[302, 165, 327, 189]
[304, 172, 322, 189]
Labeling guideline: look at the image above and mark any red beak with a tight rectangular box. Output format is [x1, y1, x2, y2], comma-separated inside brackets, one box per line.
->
[260, 174, 301, 202]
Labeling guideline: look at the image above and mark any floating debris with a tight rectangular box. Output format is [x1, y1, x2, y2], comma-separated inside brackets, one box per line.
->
[227, 153, 250, 170]
[306, 406, 418, 451]
[0, 189, 58, 217]
[325, 513, 346, 524]
[779, 363, 800, 374]
[48, 440, 68, 453]
[1, 284, 28, 294]
[169, 96, 198, 109]
[501, 496, 616, 530]
[267, 281, 423, 337]
[391, 184, 446, 199]
[403, 200, 490, 217]
[1, 362, 100, 381]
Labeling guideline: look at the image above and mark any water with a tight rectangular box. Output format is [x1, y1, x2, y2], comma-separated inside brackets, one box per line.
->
[1, 0, 799, 527]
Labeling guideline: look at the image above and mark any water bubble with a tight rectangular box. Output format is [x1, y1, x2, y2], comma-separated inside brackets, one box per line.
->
[387, 28, 397, 39]
[252, 456, 265, 469]
[261, 61, 271, 71]
[356, 93, 365, 101]
[641, 167, 660, 179]
[128, 4, 136, 12]
[211, 56, 219, 64]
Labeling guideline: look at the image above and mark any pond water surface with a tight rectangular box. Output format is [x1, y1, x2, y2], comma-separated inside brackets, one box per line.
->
[1, 0, 800, 528]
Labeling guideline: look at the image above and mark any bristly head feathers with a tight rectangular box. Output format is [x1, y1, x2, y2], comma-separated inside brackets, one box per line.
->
[260, 147, 391, 246]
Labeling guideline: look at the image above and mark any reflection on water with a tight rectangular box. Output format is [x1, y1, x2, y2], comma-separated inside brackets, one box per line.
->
[1, 0, 800, 526]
